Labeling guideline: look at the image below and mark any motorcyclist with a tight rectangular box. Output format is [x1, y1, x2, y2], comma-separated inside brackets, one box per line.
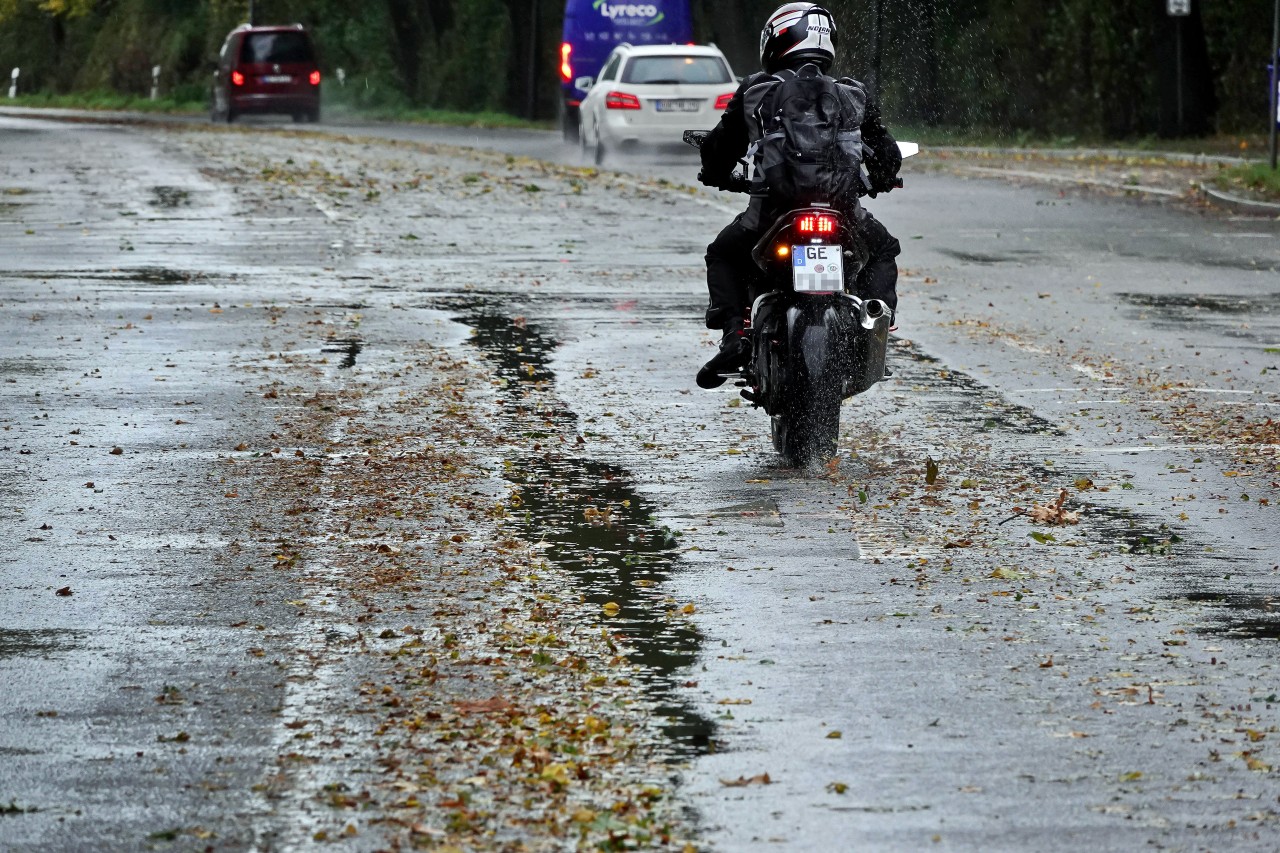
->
[696, 3, 902, 389]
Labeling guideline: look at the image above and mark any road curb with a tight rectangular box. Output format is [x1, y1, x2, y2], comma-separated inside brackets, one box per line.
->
[1198, 185, 1280, 217]
[929, 144, 1249, 167]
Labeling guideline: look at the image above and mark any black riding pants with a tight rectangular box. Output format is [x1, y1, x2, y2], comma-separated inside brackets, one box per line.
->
[704, 209, 901, 331]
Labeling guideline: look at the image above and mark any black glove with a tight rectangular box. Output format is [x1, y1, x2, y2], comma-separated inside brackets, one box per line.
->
[697, 169, 723, 188]
[698, 170, 749, 193]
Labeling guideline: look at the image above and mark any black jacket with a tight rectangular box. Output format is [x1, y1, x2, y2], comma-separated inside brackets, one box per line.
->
[700, 69, 901, 199]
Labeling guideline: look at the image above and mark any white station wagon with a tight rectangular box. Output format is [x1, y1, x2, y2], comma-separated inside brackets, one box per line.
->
[576, 43, 737, 164]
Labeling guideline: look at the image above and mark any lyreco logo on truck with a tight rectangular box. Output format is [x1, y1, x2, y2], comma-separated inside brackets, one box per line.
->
[560, 0, 693, 124]
[594, 1, 665, 24]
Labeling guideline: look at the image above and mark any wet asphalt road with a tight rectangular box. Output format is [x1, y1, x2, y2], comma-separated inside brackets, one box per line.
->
[3, 111, 1280, 851]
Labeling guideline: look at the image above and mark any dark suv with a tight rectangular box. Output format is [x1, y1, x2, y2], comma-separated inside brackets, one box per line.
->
[212, 24, 321, 123]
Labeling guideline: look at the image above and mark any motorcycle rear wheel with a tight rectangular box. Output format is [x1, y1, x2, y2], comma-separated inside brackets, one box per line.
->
[771, 383, 841, 466]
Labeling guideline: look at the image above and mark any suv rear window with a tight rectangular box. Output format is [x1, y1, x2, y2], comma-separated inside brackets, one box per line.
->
[621, 56, 730, 85]
[240, 32, 313, 64]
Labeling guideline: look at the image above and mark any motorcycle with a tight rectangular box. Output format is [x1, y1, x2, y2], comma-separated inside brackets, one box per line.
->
[684, 130, 918, 465]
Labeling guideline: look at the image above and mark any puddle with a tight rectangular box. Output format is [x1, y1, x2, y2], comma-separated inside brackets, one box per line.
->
[1079, 506, 1279, 641]
[150, 186, 191, 208]
[937, 248, 1042, 265]
[0, 628, 85, 659]
[0, 357, 59, 377]
[1182, 592, 1280, 640]
[1070, 503, 1185, 557]
[436, 293, 714, 757]
[1, 268, 203, 287]
[1119, 292, 1279, 317]
[321, 338, 362, 369]
[1118, 292, 1280, 343]
[898, 344, 1064, 437]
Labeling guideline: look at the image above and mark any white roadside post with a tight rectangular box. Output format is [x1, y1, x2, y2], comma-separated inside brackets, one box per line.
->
[150, 65, 161, 101]
[8, 68, 18, 99]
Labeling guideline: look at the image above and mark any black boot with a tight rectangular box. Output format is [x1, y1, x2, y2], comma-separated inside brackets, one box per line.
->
[697, 327, 750, 389]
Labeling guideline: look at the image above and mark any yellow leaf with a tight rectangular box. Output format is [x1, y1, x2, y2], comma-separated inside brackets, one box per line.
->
[540, 762, 573, 786]
[989, 567, 1031, 580]
[826, 730, 842, 739]
[602, 602, 620, 617]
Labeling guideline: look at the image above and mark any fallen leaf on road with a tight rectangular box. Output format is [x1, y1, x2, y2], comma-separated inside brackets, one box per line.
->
[55, 586, 72, 596]
[1028, 489, 1079, 525]
[720, 773, 771, 787]
[453, 697, 513, 715]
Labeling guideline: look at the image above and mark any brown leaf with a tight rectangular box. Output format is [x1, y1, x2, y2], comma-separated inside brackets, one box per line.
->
[1028, 489, 1079, 525]
[109, 447, 123, 455]
[719, 773, 772, 787]
[454, 696, 513, 715]
[55, 586, 72, 597]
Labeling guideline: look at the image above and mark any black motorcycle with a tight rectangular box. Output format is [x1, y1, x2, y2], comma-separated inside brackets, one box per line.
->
[685, 130, 916, 465]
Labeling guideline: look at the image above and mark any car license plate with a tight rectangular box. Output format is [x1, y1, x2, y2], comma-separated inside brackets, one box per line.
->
[792, 244, 843, 292]
[262, 75, 293, 84]
[654, 99, 700, 112]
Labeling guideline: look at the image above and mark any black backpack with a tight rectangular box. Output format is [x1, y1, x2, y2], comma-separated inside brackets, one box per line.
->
[745, 63, 869, 209]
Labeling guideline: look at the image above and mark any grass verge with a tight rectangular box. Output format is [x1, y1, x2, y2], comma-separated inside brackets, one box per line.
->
[2, 89, 551, 130]
[6, 91, 206, 114]
[1213, 162, 1280, 202]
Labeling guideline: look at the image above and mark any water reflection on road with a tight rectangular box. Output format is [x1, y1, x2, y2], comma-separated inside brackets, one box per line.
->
[435, 293, 714, 757]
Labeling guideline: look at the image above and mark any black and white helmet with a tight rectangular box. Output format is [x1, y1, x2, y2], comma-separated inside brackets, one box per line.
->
[759, 4, 838, 73]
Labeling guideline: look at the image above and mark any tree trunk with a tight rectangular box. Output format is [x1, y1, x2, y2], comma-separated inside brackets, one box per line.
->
[385, 0, 424, 103]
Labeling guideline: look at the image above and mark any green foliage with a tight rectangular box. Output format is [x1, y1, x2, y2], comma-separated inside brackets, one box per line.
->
[0, 0, 1273, 136]
[1214, 162, 1280, 201]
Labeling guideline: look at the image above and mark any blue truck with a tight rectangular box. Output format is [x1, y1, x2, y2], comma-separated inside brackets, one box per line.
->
[559, 0, 694, 141]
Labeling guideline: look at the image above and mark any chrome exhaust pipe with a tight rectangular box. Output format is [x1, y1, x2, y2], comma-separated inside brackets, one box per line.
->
[859, 299, 890, 329]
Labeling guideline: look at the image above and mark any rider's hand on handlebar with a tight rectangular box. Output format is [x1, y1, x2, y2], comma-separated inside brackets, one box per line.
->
[698, 170, 750, 194]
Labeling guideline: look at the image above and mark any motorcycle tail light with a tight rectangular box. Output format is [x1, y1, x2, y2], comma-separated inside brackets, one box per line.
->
[714, 93, 733, 111]
[606, 91, 642, 110]
[796, 214, 837, 236]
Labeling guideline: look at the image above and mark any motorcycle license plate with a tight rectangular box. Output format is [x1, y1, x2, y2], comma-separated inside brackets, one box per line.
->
[654, 99, 700, 112]
[792, 244, 843, 292]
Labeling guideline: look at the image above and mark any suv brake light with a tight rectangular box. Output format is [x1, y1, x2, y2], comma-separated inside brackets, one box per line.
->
[714, 93, 733, 111]
[230, 70, 246, 87]
[796, 213, 838, 236]
[606, 91, 641, 110]
[309, 70, 321, 85]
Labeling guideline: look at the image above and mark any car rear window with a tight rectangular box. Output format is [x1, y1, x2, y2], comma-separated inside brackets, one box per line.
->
[621, 56, 730, 85]
[241, 32, 313, 64]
